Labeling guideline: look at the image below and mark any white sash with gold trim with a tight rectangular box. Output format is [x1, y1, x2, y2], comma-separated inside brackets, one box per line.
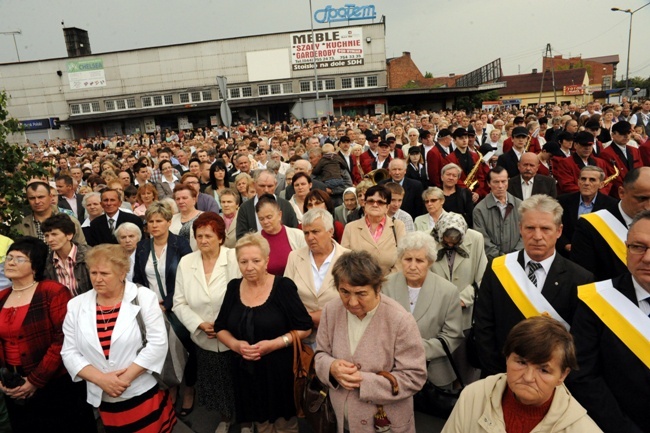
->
[580, 209, 627, 264]
[578, 280, 650, 369]
[492, 252, 570, 329]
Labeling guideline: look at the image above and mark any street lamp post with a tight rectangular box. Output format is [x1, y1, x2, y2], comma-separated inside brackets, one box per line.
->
[611, 3, 650, 96]
[0, 30, 21, 62]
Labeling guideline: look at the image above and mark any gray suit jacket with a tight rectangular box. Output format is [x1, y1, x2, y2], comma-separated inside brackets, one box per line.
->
[235, 195, 298, 239]
[384, 271, 464, 385]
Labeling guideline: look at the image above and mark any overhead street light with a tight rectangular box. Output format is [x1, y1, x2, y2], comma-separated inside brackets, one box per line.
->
[611, 3, 650, 96]
[0, 30, 21, 62]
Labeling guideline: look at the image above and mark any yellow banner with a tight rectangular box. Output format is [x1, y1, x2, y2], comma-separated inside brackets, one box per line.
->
[492, 255, 540, 319]
[581, 212, 627, 264]
[579, 282, 650, 369]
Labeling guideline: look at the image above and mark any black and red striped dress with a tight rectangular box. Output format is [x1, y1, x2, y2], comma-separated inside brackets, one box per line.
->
[96, 303, 176, 433]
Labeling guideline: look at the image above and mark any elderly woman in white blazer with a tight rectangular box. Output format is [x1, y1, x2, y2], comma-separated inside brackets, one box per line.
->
[61, 244, 171, 432]
[284, 209, 350, 345]
[172, 212, 241, 433]
[384, 231, 464, 387]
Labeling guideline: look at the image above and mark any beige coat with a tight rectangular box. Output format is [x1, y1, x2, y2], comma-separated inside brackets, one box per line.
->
[315, 295, 427, 433]
[284, 241, 350, 343]
[222, 212, 237, 249]
[384, 271, 464, 386]
[341, 217, 406, 275]
[441, 374, 603, 433]
[172, 248, 241, 352]
[430, 228, 487, 330]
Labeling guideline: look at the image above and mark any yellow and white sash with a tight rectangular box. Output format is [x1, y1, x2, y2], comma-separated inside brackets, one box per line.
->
[578, 280, 650, 369]
[580, 209, 627, 264]
[492, 252, 570, 329]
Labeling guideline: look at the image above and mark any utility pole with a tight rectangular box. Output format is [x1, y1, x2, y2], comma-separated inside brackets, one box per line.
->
[539, 43, 557, 106]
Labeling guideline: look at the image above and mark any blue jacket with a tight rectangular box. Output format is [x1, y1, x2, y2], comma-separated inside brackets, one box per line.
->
[133, 232, 192, 310]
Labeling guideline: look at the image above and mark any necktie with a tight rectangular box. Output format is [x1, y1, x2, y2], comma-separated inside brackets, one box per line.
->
[108, 218, 115, 235]
[528, 261, 542, 287]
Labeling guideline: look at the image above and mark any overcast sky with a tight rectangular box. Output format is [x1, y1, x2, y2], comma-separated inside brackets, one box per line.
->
[1, 0, 649, 81]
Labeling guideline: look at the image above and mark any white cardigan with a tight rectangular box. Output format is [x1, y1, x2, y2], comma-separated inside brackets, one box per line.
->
[61, 282, 167, 407]
[173, 248, 241, 352]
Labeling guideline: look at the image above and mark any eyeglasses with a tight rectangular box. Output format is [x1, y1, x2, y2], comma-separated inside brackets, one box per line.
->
[424, 199, 440, 204]
[184, 181, 199, 185]
[4, 255, 31, 264]
[365, 199, 387, 206]
[627, 244, 650, 255]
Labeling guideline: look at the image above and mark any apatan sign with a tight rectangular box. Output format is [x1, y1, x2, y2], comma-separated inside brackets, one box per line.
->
[67, 58, 106, 90]
[290, 27, 364, 71]
[314, 4, 376, 23]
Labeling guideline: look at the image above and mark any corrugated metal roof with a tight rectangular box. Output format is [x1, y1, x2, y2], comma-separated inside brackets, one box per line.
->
[498, 69, 587, 95]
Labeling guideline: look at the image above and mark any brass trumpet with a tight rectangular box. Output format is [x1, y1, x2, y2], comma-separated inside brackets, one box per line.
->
[603, 160, 620, 187]
[523, 135, 532, 152]
[365, 168, 390, 185]
[464, 151, 483, 191]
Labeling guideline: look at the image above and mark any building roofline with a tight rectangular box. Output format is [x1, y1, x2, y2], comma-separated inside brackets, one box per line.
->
[0, 22, 386, 66]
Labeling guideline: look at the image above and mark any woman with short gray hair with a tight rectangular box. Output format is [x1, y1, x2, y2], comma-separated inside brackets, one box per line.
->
[414, 187, 447, 232]
[115, 222, 142, 282]
[384, 231, 464, 387]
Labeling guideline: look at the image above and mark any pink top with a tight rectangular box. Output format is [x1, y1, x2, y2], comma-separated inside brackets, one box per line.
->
[261, 225, 293, 276]
[0, 305, 30, 365]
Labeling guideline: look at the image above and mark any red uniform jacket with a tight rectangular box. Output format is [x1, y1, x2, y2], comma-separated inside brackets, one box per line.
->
[446, 150, 486, 194]
[600, 144, 643, 198]
[553, 153, 612, 196]
[503, 136, 541, 154]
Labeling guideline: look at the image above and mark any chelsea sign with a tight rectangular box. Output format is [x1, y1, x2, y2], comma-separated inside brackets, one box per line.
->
[314, 4, 377, 24]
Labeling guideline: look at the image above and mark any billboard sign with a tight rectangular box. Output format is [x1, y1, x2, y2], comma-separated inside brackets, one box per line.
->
[67, 58, 106, 90]
[563, 85, 584, 96]
[290, 27, 364, 71]
[313, 4, 376, 24]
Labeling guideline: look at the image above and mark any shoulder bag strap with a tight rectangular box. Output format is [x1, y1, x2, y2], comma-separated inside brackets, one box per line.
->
[131, 292, 148, 350]
[391, 217, 397, 247]
[150, 238, 166, 300]
[438, 337, 464, 388]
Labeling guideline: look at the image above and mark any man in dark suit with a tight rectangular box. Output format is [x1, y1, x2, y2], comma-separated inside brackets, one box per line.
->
[86, 189, 144, 246]
[379, 158, 424, 219]
[55, 174, 85, 221]
[236, 170, 298, 239]
[507, 152, 557, 201]
[571, 167, 650, 281]
[336, 135, 362, 184]
[557, 166, 619, 256]
[497, 126, 529, 178]
[473, 194, 593, 376]
[567, 212, 650, 433]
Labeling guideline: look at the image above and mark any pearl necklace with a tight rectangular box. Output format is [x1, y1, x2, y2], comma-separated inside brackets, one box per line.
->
[11, 281, 37, 299]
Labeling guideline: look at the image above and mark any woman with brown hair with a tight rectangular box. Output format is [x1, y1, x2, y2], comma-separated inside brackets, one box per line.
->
[133, 183, 159, 218]
[171, 184, 202, 251]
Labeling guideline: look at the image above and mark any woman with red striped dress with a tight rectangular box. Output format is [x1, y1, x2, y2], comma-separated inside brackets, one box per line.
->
[62, 244, 175, 432]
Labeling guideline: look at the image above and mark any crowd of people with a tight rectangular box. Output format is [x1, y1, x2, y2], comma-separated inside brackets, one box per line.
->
[1, 98, 650, 433]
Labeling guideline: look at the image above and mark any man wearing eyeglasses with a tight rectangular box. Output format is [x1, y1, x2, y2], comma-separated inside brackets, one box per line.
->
[568, 209, 650, 433]
[571, 167, 650, 281]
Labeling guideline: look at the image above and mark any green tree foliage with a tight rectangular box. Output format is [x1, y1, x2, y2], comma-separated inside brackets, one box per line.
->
[613, 75, 650, 92]
[455, 90, 500, 111]
[0, 91, 47, 237]
[424, 71, 434, 78]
